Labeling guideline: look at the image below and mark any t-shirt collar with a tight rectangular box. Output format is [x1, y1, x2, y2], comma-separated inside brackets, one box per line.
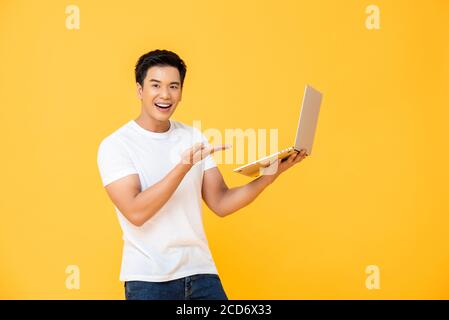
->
[129, 119, 174, 139]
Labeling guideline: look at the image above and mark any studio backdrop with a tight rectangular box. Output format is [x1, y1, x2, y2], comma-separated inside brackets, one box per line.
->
[0, 0, 448, 299]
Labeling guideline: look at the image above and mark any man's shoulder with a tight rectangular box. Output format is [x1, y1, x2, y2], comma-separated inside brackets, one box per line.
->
[171, 119, 190, 130]
[98, 121, 133, 149]
[171, 120, 203, 137]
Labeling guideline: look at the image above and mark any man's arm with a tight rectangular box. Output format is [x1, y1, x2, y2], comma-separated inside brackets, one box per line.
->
[104, 142, 228, 227]
[105, 162, 191, 227]
[202, 149, 308, 217]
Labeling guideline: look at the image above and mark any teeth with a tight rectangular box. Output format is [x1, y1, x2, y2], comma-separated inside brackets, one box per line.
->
[155, 103, 171, 107]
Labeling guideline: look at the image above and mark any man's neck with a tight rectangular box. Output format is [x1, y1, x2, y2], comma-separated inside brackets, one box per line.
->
[135, 114, 170, 133]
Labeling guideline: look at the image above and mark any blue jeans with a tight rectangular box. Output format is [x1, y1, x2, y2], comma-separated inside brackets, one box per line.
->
[125, 273, 228, 300]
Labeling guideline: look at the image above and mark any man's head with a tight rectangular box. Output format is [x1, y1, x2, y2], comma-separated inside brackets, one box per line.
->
[135, 49, 187, 123]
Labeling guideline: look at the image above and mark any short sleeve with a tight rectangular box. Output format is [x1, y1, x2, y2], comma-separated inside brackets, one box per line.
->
[97, 137, 138, 187]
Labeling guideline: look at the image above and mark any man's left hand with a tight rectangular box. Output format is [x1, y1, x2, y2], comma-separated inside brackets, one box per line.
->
[261, 149, 308, 181]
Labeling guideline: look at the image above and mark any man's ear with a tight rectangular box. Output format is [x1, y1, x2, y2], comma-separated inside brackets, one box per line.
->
[136, 83, 143, 99]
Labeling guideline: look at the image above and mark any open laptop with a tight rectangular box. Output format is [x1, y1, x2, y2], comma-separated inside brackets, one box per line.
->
[233, 85, 323, 177]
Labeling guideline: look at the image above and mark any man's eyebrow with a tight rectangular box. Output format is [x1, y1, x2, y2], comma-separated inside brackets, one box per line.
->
[149, 79, 180, 85]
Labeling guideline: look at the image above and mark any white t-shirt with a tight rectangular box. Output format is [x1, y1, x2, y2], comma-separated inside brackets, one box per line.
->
[97, 119, 219, 282]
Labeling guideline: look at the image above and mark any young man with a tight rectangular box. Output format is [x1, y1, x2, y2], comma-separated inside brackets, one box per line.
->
[97, 49, 307, 300]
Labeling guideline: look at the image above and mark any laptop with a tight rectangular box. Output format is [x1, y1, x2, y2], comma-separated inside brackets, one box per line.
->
[233, 85, 323, 177]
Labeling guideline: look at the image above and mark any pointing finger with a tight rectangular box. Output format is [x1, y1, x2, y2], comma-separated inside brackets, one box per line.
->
[210, 144, 232, 154]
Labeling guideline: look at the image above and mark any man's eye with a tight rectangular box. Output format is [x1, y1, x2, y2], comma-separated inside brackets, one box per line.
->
[152, 84, 159, 88]
[170, 86, 179, 89]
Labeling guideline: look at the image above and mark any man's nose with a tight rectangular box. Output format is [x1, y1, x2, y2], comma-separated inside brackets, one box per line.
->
[159, 88, 170, 99]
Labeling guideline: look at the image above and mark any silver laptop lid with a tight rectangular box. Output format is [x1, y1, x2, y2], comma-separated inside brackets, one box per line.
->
[293, 85, 323, 155]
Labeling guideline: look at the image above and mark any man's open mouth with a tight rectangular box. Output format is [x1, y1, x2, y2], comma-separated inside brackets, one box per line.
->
[154, 102, 173, 111]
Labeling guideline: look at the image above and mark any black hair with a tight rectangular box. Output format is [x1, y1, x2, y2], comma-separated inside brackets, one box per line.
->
[135, 49, 187, 88]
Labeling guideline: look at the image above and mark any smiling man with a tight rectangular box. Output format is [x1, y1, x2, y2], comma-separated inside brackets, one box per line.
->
[97, 49, 307, 300]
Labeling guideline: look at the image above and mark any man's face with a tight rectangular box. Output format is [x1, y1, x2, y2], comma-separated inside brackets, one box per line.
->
[137, 66, 182, 122]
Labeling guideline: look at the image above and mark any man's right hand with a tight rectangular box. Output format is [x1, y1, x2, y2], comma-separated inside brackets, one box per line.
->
[179, 142, 231, 170]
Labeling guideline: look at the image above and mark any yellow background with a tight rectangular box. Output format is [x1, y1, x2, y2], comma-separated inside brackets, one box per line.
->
[1, 0, 448, 299]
